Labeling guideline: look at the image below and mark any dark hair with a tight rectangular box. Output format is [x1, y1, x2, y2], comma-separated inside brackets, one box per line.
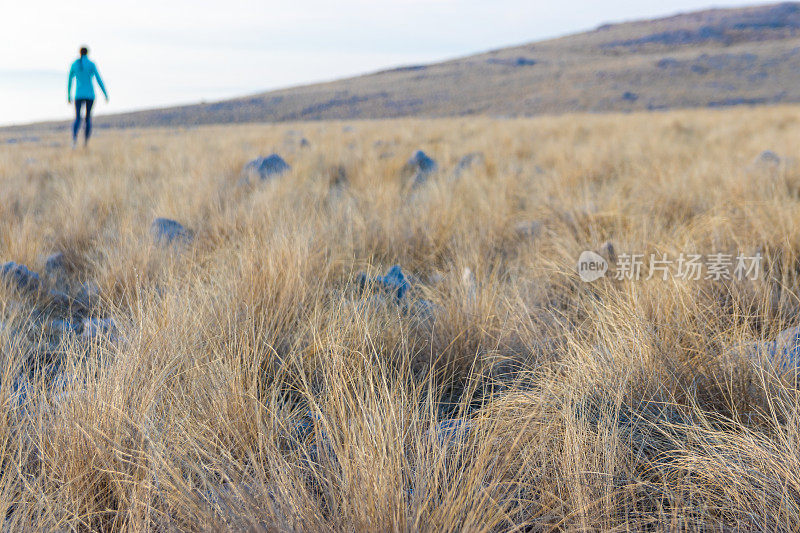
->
[80, 46, 88, 56]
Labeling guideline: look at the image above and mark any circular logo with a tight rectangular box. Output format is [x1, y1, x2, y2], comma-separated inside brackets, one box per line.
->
[577, 251, 608, 282]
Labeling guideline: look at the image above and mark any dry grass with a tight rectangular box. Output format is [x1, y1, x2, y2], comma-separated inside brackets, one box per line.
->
[2, 106, 800, 530]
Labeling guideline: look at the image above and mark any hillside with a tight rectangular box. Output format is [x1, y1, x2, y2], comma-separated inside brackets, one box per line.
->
[10, 2, 800, 131]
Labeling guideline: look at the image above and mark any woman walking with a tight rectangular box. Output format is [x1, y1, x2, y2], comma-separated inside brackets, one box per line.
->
[67, 46, 108, 148]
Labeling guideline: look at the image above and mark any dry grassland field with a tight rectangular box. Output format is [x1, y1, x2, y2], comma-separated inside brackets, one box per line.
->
[3, 106, 800, 530]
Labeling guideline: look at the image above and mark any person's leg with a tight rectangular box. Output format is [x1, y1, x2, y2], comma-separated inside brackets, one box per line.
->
[84, 99, 94, 145]
[72, 99, 83, 145]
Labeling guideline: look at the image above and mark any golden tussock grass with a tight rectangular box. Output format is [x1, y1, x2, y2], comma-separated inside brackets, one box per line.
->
[1, 106, 800, 530]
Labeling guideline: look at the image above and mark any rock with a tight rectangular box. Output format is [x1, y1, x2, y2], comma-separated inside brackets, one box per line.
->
[598, 241, 617, 264]
[456, 152, 484, 170]
[453, 152, 485, 179]
[49, 319, 81, 336]
[753, 150, 782, 168]
[409, 298, 436, 323]
[427, 272, 445, 285]
[0, 262, 41, 294]
[300, 138, 310, 148]
[356, 266, 438, 323]
[514, 221, 542, 239]
[765, 325, 800, 372]
[242, 154, 290, 181]
[407, 150, 437, 174]
[327, 165, 348, 188]
[151, 218, 193, 245]
[622, 91, 639, 102]
[43, 252, 74, 295]
[44, 252, 67, 276]
[47, 373, 87, 406]
[10, 375, 31, 411]
[374, 265, 410, 301]
[81, 317, 116, 339]
[432, 418, 471, 446]
[405, 150, 438, 188]
[75, 281, 101, 310]
[461, 267, 477, 305]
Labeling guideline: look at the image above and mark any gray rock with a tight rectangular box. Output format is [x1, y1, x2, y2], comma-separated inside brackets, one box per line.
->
[0, 262, 41, 294]
[327, 165, 348, 188]
[405, 150, 438, 188]
[433, 418, 471, 446]
[461, 267, 477, 300]
[427, 272, 445, 285]
[81, 317, 116, 339]
[598, 241, 617, 264]
[43, 252, 72, 293]
[407, 150, 437, 173]
[754, 150, 782, 168]
[50, 319, 81, 336]
[47, 373, 87, 406]
[359, 265, 410, 302]
[763, 325, 800, 372]
[151, 218, 193, 245]
[74, 281, 101, 310]
[44, 252, 67, 277]
[514, 221, 542, 239]
[409, 298, 436, 324]
[242, 154, 290, 181]
[454, 152, 484, 176]
[10, 375, 30, 411]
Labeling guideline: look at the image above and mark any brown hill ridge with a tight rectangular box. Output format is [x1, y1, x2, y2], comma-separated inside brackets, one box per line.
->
[21, 2, 800, 129]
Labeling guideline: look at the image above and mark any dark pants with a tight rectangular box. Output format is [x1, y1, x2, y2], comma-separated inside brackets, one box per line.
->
[73, 98, 94, 141]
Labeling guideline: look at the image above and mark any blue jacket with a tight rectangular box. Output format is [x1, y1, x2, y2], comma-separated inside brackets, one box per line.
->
[68, 57, 108, 101]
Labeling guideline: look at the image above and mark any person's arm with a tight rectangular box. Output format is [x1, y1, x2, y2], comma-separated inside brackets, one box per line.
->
[93, 64, 109, 101]
[67, 63, 75, 102]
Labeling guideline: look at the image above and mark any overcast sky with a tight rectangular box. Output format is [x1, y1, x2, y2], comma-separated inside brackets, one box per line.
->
[0, 0, 772, 126]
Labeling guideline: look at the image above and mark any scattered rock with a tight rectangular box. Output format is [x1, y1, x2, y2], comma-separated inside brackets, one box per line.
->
[81, 317, 116, 340]
[753, 150, 782, 168]
[461, 267, 477, 300]
[453, 152, 485, 179]
[151, 218, 193, 245]
[359, 265, 410, 302]
[433, 418, 471, 446]
[74, 281, 101, 310]
[756, 325, 800, 373]
[407, 150, 437, 174]
[427, 272, 445, 285]
[357, 265, 435, 321]
[10, 376, 30, 411]
[409, 298, 436, 323]
[49, 319, 81, 336]
[44, 253, 67, 277]
[514, 221, 542, 240]
[0, 262, 41, 294]
[404, 150, 438, 188]
[47, 373, 88, 406]
[456, 152, 484, 170]
[487, 57, 537, 67]
[327, 165, 348, 188]
[242, 154, 291, 181]
[598, 241, 617, 264]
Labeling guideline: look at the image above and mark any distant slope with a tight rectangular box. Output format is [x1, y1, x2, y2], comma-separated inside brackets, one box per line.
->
[16, 2, 800, 130]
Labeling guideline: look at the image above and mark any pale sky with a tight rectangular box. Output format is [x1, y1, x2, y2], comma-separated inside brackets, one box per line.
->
[0, 0, 772, 126]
